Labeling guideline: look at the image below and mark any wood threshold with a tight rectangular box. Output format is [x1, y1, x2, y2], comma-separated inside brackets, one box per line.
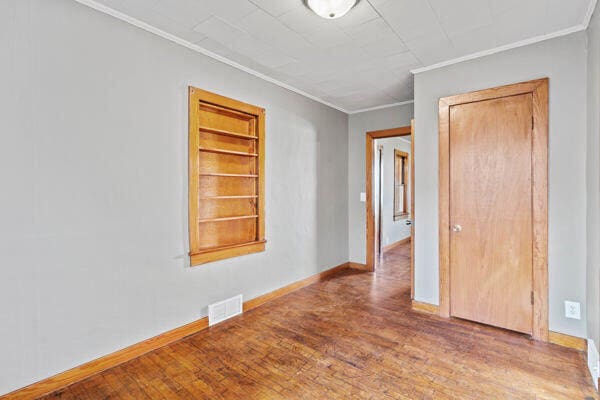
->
[383, 237, 411, 253]
[412, 300, 440, 315]
[198, 215, 258, 223]
[199, 126, 258, 140]
[198, 147, 258, 157]
[3, 262, 351, 400]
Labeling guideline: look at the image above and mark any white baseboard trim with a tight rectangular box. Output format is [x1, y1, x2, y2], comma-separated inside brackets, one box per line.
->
[588, 338, 599, 389]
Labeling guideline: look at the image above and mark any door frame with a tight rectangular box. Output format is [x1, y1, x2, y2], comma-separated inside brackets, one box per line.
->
[366, 123, 415, 298]
[438, 78, 549, 341]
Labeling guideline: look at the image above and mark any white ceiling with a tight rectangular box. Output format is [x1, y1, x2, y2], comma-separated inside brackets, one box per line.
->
[86, 0, 595, 112]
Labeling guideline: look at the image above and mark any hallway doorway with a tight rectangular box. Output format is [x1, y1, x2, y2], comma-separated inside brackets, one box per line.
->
[366, 122, 415, 298]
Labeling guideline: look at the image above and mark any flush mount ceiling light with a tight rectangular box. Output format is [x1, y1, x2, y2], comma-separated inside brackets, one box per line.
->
[305, 0, 359, 19]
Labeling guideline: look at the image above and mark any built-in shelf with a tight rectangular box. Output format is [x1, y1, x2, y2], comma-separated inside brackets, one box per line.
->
[198, 215, 258, 223]
[199, 195, 258, 200]
[199, 126, 258, 140]
[199, 173, 258, 178]
[199, 147, 258, 157]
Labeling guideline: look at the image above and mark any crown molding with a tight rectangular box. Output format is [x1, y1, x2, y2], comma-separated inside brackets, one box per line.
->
[74, 0, 597, 113]
[73, 0, 350, 114]
[584, 0, 598, 27]
[348, 99, 414, 115]
[411, 24, 586, 75]
[411, 0, 597, 76]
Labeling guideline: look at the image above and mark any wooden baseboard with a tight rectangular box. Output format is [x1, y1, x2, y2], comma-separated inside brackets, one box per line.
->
[348, 262, 368, 271]
[243, 262, 349, 312]
[411, 300, 440, 315]
[2, 262, 350, 400]
[549, 331, 587, 352]
[383, 237, 411, 253]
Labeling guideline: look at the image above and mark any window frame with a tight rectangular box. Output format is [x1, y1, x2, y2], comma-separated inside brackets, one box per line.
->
[393, 149, 409, 221]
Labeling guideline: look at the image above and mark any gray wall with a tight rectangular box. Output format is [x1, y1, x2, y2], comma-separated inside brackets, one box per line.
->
[348, 105, 414, 264]
[0, 0, 348, 394]
[414, 32, 588, 338]
[374, 137, 411, 247]
[587, 8, 600, 349]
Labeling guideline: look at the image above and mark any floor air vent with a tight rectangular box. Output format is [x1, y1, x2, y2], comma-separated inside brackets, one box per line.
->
[208, 294, 243, 326]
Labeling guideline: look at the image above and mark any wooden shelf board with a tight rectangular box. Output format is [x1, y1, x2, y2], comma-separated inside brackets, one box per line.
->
[191, 240, 267, 256]
[199, 126, 258, 140]
[199, 147, 258, 157]
[198, 215, 258, 223]
[199, 195, 258, 200]
[199, 173, 258, 178]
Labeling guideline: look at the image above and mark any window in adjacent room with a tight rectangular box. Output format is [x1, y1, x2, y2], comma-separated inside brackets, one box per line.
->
[394, 149, 409, 220]
[188, 87, 266, 266]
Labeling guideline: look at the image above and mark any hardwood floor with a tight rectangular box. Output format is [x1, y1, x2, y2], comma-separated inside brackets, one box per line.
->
[42, 243, 596, 399]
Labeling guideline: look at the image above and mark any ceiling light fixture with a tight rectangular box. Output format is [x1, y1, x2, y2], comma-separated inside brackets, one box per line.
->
[305, 0, 359, 19]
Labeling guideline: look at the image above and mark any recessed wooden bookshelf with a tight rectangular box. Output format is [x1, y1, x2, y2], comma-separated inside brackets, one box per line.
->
[189, 87, 266, 266]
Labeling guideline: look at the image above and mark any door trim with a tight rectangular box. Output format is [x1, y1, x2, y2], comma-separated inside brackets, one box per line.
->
[438, 78, 549, 341]
[365, 125, 414, 299]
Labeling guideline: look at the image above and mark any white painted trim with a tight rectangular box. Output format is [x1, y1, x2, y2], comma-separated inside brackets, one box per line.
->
[411, 25, 586, 74]
[588, 339, 599, 389]
[584, 0, 599, 28]
[72, 0, 350, 114]
[349, 100, 414, 115]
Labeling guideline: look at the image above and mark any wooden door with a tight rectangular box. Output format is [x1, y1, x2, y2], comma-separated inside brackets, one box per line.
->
[449, 93, 533, 334]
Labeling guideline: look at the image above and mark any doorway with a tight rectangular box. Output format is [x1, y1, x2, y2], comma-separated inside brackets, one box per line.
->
[438, 79, 549, 341]
[366, 122, 415, 298]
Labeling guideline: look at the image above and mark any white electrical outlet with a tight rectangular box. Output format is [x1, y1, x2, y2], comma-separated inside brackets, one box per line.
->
[359, 192, 366, 202]
[564, 300, 581, 320]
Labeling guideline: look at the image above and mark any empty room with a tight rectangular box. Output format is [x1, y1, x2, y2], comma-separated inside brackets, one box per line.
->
[2, 0, 600, 398]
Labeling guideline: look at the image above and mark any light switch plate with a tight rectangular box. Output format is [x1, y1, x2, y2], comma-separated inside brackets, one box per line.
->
[565, 300, 581, 320]
[360, 192, 366, 202]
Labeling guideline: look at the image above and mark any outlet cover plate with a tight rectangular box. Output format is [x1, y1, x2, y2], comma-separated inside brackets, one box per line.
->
[564, 300, 581, 320]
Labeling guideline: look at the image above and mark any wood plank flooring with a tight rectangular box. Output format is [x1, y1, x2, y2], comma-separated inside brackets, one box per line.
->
[42, 243, 597, 399]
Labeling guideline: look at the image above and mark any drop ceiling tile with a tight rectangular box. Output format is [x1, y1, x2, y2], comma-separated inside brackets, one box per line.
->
[405, 34, 458, 65]
[429, 0, 493, 37]
[150, 0, 212, 28]
[383, 51, 421, 69]
[204, 0, 258, 24]
[375, 0, 443, 42]
[360, 35, 409, 57]
[250, 0, 301, 17]
[489, 0, 527, 15]
[91, 0, 596, 111]
[546, 0, 590, 30]
[279, 5, 336, 34]
[195, 37, 234, 56]
[450, 25, 497, 55]
[333, 0, 379, 29]
[235, 9, 313, 55]
[300, 26, 353, 48]
[193, 16, 244, 47]
[492, 0, 549, 45]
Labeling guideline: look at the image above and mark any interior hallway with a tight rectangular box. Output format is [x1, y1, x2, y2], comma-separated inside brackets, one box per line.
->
[42, 242, 596, 399]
